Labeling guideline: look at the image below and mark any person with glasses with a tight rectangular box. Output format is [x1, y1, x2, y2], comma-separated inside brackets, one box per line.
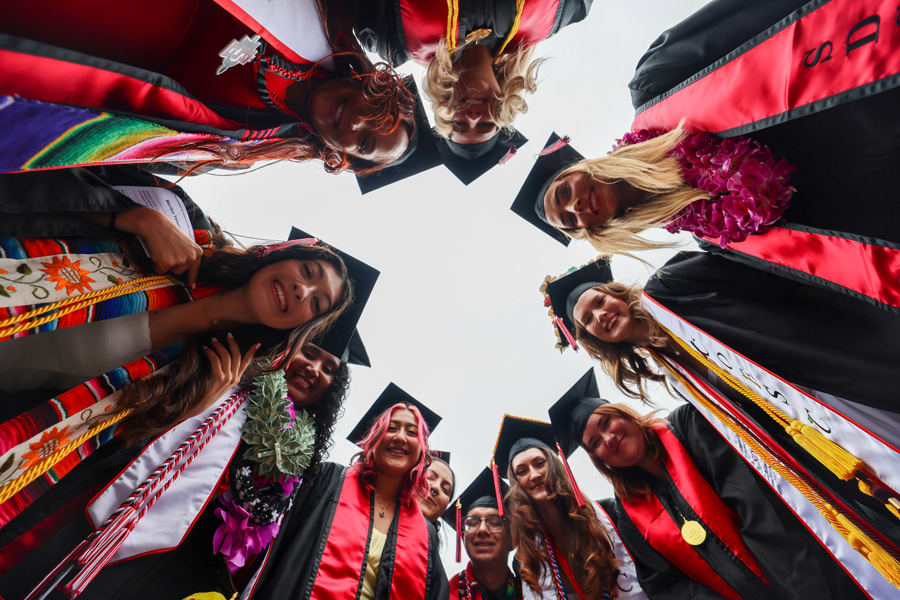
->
[442, 468, 522, 600]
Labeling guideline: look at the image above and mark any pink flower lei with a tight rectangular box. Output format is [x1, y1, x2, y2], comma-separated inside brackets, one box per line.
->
[613, 129, 796, 246]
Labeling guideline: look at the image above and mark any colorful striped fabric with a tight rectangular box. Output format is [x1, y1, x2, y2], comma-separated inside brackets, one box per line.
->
[0, 343, 183, 527]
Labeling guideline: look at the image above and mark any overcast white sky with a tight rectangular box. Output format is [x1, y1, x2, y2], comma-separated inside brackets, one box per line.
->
[176, 0, 711, 570]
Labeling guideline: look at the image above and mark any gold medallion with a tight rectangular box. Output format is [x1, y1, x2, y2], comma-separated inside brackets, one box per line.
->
[681, 520, 707, 546]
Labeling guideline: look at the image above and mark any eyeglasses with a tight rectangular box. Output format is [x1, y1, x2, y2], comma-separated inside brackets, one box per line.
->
[463, 515, 507, 533]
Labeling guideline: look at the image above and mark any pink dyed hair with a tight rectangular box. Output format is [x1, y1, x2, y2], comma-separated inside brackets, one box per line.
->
[350, 403, 432, 504]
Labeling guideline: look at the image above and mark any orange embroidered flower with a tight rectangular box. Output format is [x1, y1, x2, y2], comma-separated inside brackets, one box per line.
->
[40, 256, 96, 295]
[20, 425, 72, 470]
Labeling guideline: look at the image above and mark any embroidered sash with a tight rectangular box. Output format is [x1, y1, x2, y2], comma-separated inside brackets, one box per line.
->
[309, 472, 430, 600]
[633, 0, 900, 135]
[620, 425, 767, 600]
[644, 293, 900, 596]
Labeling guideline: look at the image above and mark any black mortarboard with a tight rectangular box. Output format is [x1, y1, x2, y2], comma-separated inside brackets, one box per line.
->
[509, 133, 585, 246]
[346, 382, 442, 446]
[437, 128, 528, 186]
[544, 258, 614, 350]
[548, 369, 606, 456]
[492, 415, 556, 476]
[430, 450, 451, 465]
[289, 227, 379, 366]
[440, 467, 507, 530]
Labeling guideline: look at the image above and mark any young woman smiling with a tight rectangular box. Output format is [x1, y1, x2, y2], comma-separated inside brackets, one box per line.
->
[552, 399, 872, 600]
[0, 0, 417, 175]
[418, 456, 455, 524]
[247, 398, 448, 599]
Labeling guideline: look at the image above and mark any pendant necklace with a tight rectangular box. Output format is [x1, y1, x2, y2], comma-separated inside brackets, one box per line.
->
[374, 491, 389, 518]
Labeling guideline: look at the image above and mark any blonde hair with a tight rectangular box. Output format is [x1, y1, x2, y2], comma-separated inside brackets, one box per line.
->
[575, 282, 669, 403]
[585, 404, 668, 500]
[423, 39, 543, 138]
[558, 127, 710, 260]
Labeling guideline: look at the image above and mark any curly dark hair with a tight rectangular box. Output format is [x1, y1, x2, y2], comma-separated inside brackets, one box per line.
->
[115, 241, 353, 442]
[303, 360, 351, 480]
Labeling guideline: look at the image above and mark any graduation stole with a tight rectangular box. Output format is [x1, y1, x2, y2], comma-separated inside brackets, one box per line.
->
[618, 424, 767, 600]
[643, 292, 900, 594]
[309, 471, 430, 600]
[630, 0, 900, 313]
[454, 563, 519, 600]
[0, 233, 217, 341]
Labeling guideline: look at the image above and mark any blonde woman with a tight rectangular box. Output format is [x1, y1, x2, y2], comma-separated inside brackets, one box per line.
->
[334, 0, 593, 156]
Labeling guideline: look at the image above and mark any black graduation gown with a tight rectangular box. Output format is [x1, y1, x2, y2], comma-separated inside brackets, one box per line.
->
[644, 251, 900, 414]
[248, 462, 450, 600]
[0, 165, 211, 239]
[611, 405, 868, 600]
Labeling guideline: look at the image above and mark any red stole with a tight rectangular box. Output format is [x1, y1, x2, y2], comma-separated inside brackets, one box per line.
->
[632, 0, 899, 134]
[620, 425, 767, 600]
[309, 473, 430, 600]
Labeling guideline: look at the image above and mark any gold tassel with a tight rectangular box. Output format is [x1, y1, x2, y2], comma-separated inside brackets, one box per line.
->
[464, 28, 492, 45]
[785, 421, 862, 480]
[834, 511, 900, 587]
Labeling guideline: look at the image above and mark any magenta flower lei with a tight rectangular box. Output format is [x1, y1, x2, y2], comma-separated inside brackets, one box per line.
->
[614, 129, 796, 246]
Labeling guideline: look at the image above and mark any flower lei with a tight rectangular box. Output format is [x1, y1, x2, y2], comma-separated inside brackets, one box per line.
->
[213, 371, 317, 573]
[614, 129, 796, 247]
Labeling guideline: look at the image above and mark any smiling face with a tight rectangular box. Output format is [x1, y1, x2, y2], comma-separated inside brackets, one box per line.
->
[463, 506, 512, 564]
[542, 171, 623, 230]
[512, 447, 550, 503]
[307, 78, 412, 165]
[373, 407, 422, 478]
[581, 410, 647, 469]
[284, 344, 341, 408]
[448, 46, 502, 145]
[573, 287, 643, 344]
[417, 460, 454, 522]
[244, 259, 345, 330]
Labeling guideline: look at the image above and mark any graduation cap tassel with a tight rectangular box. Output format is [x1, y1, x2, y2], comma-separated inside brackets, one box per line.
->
[256, 237, 318, 256]
[557, 442, 586, 509]
[555, 317, 579, 350]
[490, 459, 505, 518]
[498, 146, 517, 165]
[538, 136, 570, 156]
[455, 498, 463, 563]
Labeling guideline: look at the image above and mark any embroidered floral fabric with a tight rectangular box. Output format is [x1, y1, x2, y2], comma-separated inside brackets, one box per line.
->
[614, 129, 796, 246]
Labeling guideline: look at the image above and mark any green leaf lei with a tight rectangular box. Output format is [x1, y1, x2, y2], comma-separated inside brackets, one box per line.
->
[241, 371, 316, 479]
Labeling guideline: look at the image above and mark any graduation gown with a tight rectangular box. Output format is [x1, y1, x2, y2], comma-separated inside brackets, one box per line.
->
[630, 0, 900, 313]
[0, 0, 337, 173]
[247, 463, 450, 600]
[611, 405, 868, 600]
[340, 0, 593, 65]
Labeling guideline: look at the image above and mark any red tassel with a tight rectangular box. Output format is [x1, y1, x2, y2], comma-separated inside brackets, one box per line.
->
[256, 237, 319, 256]
[498, 146, 517, 165]
[455, 498, 463, 563]
[538, 136, 570, 156]
[491, 459, 505, 518]
[558, 443, 586, 508]
[555, 317, 579, 351]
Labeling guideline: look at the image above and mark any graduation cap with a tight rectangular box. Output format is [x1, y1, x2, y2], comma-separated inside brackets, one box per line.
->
[509, 133, 585, 246]
[543, 257, 614, 351]
[436, 127, 528, 186]
[346, 382, 442, 446]
[440, 467, 509, 562]
[430, 450, 451, 465]
[547, 369, 606, 457]
[492, 415, 556, 478]
[288, 227, 379, 366]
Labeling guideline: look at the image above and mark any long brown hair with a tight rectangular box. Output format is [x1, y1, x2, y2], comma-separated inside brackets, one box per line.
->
[576, 282, 668, 403]
[506, 446, 619, 597]
[115, 242, 353, 442]
[586, 404, 668, 500]
[150, 54, 415, 178]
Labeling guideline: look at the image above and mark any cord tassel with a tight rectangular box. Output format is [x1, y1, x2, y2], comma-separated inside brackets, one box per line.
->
[538, 136, 570, 156]
[785, 421, 862, 480]
[455, 498, 462, 563]
[557, 443, 586, 508]
[491, 459, 505, 518]
[555, 317, 578, 350]
[498, 146, 517, 165]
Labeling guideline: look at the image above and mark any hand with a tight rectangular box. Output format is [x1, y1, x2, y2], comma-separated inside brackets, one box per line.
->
[116, 206, 203, 287]
[190, 334, 260, 418]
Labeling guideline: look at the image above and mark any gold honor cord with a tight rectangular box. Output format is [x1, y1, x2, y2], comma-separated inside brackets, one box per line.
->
[0, 409, 131, 505]
[0, 274, 174, 338]
[657, 325, 900, 521]
[650, 348, 900, 588]
[495, 0, 526, 57]
[445, 0, 461, 50]
[445, 0, 523, 55]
